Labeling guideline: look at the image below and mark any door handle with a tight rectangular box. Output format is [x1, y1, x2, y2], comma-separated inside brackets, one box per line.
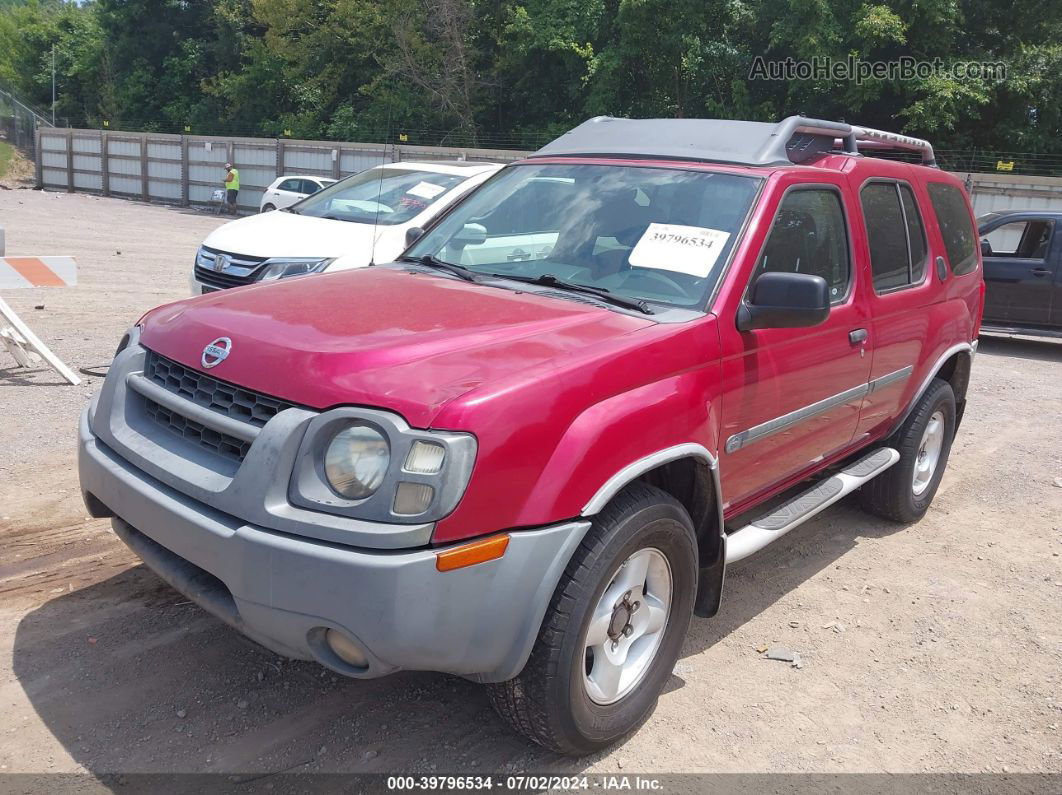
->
[1031, 267, 1051, 277]
[849, 328, 868, 344]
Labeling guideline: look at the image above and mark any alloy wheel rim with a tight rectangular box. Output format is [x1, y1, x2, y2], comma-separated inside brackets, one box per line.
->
[912, 410, 945, 496]
[582, 547, 673, 705]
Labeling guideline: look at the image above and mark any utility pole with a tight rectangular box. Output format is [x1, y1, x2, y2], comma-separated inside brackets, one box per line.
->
[51, 45, 56, 126]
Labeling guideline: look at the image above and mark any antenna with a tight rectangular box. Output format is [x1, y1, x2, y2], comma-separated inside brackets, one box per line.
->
[369, 108, 392, 266]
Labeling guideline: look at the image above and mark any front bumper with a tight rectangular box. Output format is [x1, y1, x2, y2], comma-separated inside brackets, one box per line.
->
[79, 406, 589, 682]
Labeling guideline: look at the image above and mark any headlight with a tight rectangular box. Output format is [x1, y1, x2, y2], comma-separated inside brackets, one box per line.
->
[290, 407, 477, 524]
[257, 257, 334, 282]
[324, 424, 391, 499]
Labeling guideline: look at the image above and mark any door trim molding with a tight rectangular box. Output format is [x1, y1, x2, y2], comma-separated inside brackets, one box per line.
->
[725, 366, 913, 454]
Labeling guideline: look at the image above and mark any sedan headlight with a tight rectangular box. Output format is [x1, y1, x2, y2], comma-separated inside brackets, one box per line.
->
[324, 424, 391, 499]
[257, 257, 335, 282]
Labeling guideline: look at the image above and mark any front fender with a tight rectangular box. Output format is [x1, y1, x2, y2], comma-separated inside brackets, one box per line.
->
[516, 372, 722, 526]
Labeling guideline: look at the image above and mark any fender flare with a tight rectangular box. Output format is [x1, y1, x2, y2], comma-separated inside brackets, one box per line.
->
[580, 442, 727, 618]
[888, 340, 977, 436]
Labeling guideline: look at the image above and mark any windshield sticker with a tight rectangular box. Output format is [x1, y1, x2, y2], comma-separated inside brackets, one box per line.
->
[628, 223, 731, 277]
[407, 181, 447, 200]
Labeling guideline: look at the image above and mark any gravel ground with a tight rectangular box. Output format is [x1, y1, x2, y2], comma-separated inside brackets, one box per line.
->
[1, 189, 1061, 779]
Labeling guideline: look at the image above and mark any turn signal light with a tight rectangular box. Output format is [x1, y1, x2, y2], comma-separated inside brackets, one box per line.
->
[435, 534, 510, 572]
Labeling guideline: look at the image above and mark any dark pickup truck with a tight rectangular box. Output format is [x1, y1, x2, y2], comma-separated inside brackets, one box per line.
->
[979, 210, 1062, 336]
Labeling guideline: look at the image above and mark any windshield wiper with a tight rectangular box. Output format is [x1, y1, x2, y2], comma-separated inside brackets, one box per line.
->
[400, 255, 481, 283]
[487, 273, 654, 315]
[280, 206, 300, 214]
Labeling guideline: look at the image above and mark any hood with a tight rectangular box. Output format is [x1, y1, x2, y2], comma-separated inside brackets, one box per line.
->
[139, 267, 654, 428]
[204, 211, 383, 260]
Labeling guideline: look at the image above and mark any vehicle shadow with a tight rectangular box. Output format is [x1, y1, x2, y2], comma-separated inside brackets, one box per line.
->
[977, 333, 1062, 363]
[11, 496, 905, 778]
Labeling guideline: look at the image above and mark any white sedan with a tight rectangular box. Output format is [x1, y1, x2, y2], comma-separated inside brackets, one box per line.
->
[192, 161, 502, 294]
[259, 175, 337, 212]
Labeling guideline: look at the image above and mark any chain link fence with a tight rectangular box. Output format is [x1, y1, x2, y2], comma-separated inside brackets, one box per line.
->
[0, 88, 56, 160]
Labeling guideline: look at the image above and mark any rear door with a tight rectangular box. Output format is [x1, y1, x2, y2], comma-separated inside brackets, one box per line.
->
[980, 215, 1056, 326]
[274, 178, 307, 208]
[850, 172, 936, 436]
[718, 176, 872, 510]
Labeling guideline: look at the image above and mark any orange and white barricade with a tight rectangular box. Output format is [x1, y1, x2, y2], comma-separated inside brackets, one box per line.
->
[0, 253, 81, 385]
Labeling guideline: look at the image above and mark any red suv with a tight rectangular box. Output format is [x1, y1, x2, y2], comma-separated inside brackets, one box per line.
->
[79, 116, 983, 755]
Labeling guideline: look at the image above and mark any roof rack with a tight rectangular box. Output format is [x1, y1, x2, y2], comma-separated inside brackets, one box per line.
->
[530, 115, 937, 169]
[787, 117, 937, 168]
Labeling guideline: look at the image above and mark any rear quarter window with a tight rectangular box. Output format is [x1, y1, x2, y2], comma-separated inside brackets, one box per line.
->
[926, 183, 978, 276]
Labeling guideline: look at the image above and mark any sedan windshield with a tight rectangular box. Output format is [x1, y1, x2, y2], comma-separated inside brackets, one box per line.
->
[404, 163, 761, 310]
[295, 168, 464, 225]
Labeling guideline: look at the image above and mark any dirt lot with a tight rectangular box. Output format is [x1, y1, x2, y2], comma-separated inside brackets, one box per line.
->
[1, 189, 1061, 778]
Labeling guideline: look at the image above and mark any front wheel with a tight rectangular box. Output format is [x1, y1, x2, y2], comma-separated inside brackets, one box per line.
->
[487, 483, 697, 755]
[860, 377, 956, 523]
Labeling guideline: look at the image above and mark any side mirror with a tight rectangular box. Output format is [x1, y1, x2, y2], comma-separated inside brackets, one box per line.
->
[405, 226, 425, 248]
[451, 222, 487, 249]
[736, 272, 830, 332]
[980, 238, 992, 257]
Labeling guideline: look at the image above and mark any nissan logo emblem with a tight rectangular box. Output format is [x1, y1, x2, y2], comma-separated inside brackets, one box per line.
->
[201, 337, 232, 369]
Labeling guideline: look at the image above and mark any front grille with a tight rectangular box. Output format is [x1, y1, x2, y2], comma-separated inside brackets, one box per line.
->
[194, 266, 252, 290]
[144, 398, 250, 463]
[145, 351, 297, 428]
[194, 247, 268, 290]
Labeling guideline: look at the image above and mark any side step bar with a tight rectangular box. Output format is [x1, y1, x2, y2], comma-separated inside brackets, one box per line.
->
[725, 447, 900, 564]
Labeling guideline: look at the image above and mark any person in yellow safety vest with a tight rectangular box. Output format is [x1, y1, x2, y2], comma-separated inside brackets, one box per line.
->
[223, 163, 240, 214]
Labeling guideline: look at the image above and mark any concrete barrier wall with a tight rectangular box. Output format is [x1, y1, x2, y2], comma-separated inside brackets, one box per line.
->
[956, 172, 1062, 216]
[35, 129, 1062, 218]
[35, 128, 530, 212]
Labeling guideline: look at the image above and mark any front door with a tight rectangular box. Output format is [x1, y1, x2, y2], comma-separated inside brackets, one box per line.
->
[981, 216, 1056, 326]
[718, 178, 872, 512]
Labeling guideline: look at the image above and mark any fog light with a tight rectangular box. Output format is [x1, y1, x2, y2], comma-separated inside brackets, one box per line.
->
[325, 629, 368, 668]
[393, 481, 434, 515]
[404, 441, 445, 474]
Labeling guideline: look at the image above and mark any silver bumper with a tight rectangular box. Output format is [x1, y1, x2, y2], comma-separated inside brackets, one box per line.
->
[79, 405, 589, 682]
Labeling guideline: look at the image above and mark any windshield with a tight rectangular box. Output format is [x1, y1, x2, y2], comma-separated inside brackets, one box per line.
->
[294, 168, 464, 225]
[404, 163, 761, 309]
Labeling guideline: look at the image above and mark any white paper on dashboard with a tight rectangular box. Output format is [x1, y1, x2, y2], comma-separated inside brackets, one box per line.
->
[628, 223, 731, 277]
[407, 181, 447, 200]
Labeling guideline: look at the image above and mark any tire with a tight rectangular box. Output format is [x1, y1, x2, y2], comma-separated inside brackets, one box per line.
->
[860, 377, 956, 523]
[261, 203, 276, 213]
[486, 482, 697, 755]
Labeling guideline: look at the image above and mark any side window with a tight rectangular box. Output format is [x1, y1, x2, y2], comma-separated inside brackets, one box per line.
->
[861, 181, 928, 291]
[899, 185, 927, 281]
[301, 179, 322, 195]
[927, 183, 978, 275]
[754, 188, 850, 303]
[984, 220, 1053, 259]
[278, 178, 302, 193]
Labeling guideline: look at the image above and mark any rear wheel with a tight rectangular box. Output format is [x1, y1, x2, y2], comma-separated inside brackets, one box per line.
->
[860, 377, 956, 523]
[487, 483, 697, 755]
[262, 203, 276, 213]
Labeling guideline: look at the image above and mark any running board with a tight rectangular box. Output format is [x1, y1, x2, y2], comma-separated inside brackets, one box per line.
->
[724, 447, 900, 564]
